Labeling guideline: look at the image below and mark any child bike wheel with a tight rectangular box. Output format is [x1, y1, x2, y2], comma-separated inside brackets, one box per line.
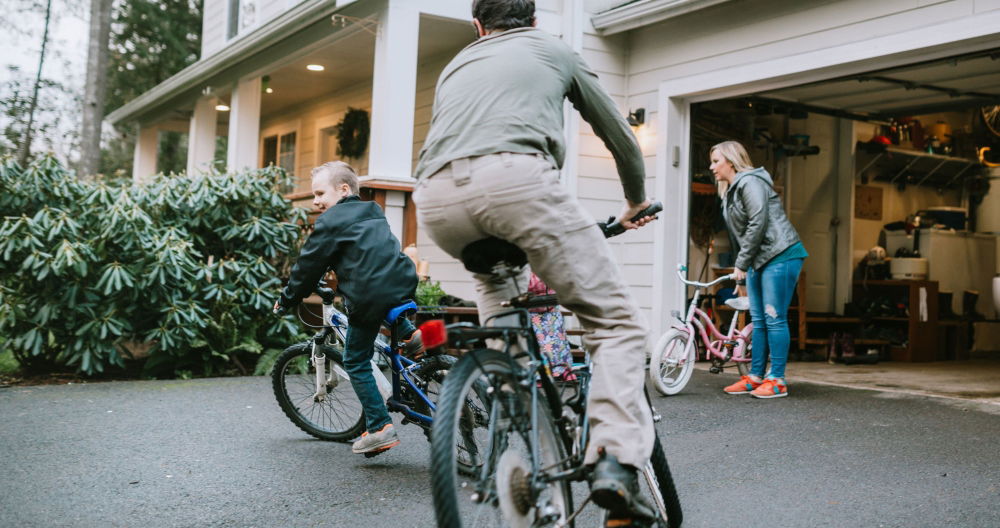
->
[599, 435, 683, 528]
[735, 341, 753, 376]
[648, 329, 695, 396]
[271, 342, 365, 442]
[431, 349, 572, 528]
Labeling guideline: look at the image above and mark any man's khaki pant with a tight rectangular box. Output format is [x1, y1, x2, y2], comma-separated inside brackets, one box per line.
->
[413, 152, 654, 467]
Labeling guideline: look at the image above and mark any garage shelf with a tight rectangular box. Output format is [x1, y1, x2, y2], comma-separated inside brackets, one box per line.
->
[855, 142, 984, 189]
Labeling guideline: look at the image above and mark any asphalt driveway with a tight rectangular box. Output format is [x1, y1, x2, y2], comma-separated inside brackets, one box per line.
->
[1, 371, 998, 527]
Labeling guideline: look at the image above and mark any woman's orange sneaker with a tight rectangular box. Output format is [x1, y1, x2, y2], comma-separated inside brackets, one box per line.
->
[723, 375, 762, 394]
[750, 378, 788, 399]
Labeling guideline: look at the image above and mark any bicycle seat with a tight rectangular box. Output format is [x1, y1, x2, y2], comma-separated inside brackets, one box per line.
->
[724, 296, 750, 311]
[385, 300, 418, 324]
[460, 237, 527, 274]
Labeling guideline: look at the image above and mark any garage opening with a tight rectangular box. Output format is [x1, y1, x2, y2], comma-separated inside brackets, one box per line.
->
[688, 48, 1000, 366]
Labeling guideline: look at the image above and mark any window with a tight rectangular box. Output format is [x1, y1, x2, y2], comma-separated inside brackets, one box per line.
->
[261, 131, 296, 188]
[227, 0, 240, 39]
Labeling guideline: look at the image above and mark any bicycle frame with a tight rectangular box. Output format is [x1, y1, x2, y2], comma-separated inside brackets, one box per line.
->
[313, 300, 437, 428]
[671, 267, 752, 364]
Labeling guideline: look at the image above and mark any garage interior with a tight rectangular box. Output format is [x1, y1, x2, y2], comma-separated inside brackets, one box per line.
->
[687, 48, 1000, 368]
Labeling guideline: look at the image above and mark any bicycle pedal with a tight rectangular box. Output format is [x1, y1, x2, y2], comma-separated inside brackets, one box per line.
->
[708, 366, 722, 374]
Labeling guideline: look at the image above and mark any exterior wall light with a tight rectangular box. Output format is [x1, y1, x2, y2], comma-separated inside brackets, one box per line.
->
[215, 104, 230, 112]
[306, 64, 325, 71]
[627, 108, 645, 127]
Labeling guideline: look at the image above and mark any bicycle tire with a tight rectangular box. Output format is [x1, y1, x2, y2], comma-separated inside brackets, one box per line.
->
[271, 342, 365, 442]
[735, 339, 753, 377]
[648, 329, 695, 396]
[982, 105, 1000, 138]
[601, 435, 683, 528]
[431, 349, 572, 528]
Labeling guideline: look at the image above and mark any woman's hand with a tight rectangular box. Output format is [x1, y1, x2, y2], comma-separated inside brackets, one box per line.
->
[733, 268, 747, 297]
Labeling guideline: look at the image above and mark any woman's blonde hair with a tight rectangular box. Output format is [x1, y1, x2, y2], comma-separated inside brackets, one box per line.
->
[710, 140, 755, 173]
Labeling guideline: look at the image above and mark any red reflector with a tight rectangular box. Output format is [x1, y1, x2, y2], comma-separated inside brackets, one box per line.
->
[419, 319, 448, 349]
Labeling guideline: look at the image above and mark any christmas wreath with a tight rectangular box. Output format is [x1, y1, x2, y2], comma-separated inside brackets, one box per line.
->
[336, 107, 370, 159]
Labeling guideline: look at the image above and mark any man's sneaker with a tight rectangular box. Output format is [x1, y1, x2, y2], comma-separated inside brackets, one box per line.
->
[402, 330, 424, 359]
[351, 423, 400, 456]
[590, 452, 656, 523]
[750, 378, 788, 399]
[723, 375, 762, 394]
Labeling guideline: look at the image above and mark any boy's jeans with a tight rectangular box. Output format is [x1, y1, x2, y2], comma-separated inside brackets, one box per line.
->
[746, 258, 804, 380]
[343, 316, 416, 434]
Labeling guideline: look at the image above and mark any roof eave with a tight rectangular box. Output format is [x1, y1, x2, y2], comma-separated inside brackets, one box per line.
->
[106, 0, 352, 126]
[590, 0, 732, 35]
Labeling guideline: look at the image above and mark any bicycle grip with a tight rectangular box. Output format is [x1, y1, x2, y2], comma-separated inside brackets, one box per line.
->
[598, 200, 663, 238]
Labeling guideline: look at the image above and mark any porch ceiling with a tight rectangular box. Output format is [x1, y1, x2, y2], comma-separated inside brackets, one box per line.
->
[258, 14, 472, 117]
[754, 49, 1000, 119]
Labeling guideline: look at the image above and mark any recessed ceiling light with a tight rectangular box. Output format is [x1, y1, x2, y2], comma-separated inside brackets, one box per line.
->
[215, 104, 230, 112]
[306, 64, 325, 71]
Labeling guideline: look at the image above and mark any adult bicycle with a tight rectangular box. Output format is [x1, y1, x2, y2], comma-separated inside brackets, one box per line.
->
[647, 264, 753, 396]
[424, 203, 683, 528]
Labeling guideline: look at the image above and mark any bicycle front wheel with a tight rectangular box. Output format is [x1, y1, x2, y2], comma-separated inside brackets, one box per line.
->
[271, 342, 365, 441]
[648, 329, 695, 396]
[431, 349, 572, 528]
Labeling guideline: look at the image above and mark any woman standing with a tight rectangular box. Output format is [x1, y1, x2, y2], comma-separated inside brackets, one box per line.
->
[711, 141, 808, 399]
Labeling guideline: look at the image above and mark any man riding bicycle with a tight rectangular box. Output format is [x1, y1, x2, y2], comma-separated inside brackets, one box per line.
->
[414, 0, 657, 521]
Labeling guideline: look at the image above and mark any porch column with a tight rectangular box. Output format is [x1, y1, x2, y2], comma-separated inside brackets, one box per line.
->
[367, 2, 419, 181]
[187, 96, 218, 175]
[132, 124, 159, 183]
[385, 190, 406, 242]
[227, 77, 261, 172]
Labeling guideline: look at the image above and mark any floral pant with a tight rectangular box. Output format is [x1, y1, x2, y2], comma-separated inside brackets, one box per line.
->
[531, 310, 572, 376]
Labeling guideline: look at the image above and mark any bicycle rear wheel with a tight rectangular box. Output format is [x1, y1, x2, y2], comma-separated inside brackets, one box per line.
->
[431, 349, 572, 528]
[648, 329, 695, 396]
[271, 342, 365, 442]
[599, 435, 683, 528]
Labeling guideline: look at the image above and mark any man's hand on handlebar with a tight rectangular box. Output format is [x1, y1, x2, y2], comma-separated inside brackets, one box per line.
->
[618, 199, 656, 230]
[273, 299, 287, 316]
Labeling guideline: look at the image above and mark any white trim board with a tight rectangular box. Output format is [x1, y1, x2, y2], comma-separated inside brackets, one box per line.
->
[657, 14, 1000, 102]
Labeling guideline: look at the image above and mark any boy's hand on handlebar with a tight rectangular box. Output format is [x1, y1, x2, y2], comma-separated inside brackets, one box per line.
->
[618, 199, 656, 230]
[273, 300, 286, 315]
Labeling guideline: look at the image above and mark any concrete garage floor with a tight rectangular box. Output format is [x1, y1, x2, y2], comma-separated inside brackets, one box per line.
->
[700, 356, 1000, 408]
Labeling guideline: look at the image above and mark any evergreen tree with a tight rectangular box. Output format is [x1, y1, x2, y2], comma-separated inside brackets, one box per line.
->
[102, 0, 202, 175]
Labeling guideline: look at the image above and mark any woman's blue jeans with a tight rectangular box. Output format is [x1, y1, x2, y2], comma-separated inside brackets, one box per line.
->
[746, 258, 804, 380]
[343, 317, 416, 433]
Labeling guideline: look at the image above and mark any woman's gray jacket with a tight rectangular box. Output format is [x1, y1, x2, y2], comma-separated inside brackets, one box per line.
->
[722, 167, 801, 271]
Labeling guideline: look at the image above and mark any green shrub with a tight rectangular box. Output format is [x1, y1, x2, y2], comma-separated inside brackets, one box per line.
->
[416, 279, 447, 308]
[0, 155, 309, 377]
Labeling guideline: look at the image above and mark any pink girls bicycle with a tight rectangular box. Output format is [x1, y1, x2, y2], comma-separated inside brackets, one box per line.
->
[648, 264, 754, 396]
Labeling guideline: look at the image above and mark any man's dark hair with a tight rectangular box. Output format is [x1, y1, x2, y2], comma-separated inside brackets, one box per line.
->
[472, 0, 535, 30]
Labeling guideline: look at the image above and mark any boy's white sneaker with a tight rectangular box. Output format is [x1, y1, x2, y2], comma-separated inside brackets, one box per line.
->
[352, 423, 400, 456]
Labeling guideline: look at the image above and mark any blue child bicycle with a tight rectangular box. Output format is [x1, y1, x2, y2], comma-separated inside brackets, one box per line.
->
[271, 284, 485, 466]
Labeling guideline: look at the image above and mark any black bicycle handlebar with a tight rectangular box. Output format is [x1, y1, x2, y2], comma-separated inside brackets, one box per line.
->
[597, 200, 663, 238]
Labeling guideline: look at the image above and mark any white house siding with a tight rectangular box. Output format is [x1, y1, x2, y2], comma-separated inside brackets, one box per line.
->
[572, 30, 659, 321]
[201, 0, 227, 58]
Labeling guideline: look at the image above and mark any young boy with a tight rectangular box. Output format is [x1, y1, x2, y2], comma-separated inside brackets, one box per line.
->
[274, 161, 421, 456]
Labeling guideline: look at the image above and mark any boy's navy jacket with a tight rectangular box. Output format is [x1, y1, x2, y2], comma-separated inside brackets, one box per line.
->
[279, 195, 418, 324]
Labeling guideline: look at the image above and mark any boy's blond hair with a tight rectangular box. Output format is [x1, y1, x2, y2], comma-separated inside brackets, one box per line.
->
[311, 161, 359, 195]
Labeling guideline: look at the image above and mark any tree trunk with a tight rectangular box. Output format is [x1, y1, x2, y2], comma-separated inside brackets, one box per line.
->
[79, 0, 114, 177]
[17, 0, 54, 167]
